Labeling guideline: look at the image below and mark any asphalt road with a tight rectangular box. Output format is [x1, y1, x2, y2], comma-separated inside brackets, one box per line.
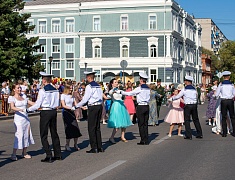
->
[1, 103, 235, 180]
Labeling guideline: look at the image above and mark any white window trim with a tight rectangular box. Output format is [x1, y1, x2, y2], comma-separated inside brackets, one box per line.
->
[120, 14, 128, 31]
[66, 59, 74, 70]
[65, 43, 74, 53]
[41, 60, 47, 71]
[92, 38, 102, 58]
[52, 60, 60, 70]
[51, 18, 61, 33]
[147, 37, 159, 57]
[38, 19, 47, 34]
[150, 69, 157, 83]
[148, 13, 157, 30]
[39, 44, 46, 53]
[64, 17, 75, 33]
[119, 37, 130, 58]
[93, 15, 101, 31]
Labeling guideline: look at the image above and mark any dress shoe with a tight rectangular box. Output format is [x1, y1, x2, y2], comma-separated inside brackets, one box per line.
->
[137, 142, 149, 145]
[41, 157, 53, 163]
[222, 134, 227, 137]
[53, 156, 63, 161]
[196, 136, 203, 139]
[86, 149, 98, 153]
[184, 136, 192, 140]
[98, 148, 105, 153]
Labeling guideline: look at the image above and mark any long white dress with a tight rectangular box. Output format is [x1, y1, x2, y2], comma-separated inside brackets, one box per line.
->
[13, 97, 35, 149]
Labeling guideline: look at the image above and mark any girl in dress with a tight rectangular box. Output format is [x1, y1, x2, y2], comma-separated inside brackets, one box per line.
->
[73, 85, 83, 122]
[61, 84, 82, 151]
[165, 88, 184, 137]
[148, 83, 161, 126]
[124, 83, 136, 124]
[10, 83, 35, 161]
[107, 78, 132, 144]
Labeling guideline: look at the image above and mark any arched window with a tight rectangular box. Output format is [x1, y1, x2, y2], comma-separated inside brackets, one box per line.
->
[150, 45, 157, 57]
[122, 45, 128, 57]
[94, 45, 100, 58]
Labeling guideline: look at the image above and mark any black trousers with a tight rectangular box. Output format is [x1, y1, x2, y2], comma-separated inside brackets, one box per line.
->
[221, 99, 235, 135]
[136, 105, 149, 143]
[156, 101, 162, 118]
[40, 110, 61, 158]
[88, 105, 103, 149]
[184, 104, 203, 138]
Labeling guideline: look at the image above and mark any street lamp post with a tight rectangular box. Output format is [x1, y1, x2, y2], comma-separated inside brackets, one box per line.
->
[49, 56, 53, 74]
[84, 62, 88, 72]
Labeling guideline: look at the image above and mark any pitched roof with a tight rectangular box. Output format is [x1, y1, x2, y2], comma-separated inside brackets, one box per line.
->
[25, 0, 117, 6]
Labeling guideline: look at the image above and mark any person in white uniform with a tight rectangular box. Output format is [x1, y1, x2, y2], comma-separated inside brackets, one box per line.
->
[169, 76, 203, 140]
[117, 72, 151, 145]
[25, 72, 61, 163]
[10, 83, 35, 161]
[72, 71, 104, 153]
[215, 71, 235, 137]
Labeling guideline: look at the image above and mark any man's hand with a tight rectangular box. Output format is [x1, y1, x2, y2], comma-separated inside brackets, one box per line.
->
[168, 98, 173, 102]
[116, 90, 122, 94]
[22, 109, 27, 113]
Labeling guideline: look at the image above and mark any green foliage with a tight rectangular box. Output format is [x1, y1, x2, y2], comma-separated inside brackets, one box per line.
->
[218, 40, 235, 82]
[0, 0, 44, 83]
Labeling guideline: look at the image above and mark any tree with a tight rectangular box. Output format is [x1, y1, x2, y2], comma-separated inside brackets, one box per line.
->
[0, 0, 44, 83]
[217, 40, 235, 81]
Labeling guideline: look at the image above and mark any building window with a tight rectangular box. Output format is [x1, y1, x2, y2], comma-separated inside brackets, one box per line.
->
[65, 44, 74, 53]
[93, 16, 101, 31]
[52, 44, 60, 53]
[41, 60, 46, 69]
[147, 37, 159, 57]
[52, 20, 60, 33]
[121, 15, 128, 30]
[122, 45, 128, 57]
[150, 45, 157, 57]
[38, 44, 46, 53]
[149, 15, 156, 30]
[52, 60, 60, 69]
[38, 21, 46, 33]
[66, 60, 74, 69]
[150, 69, 157, 82]
[92, 38, 102, 58]
[27, 20, 34, 34]
[65, 19, 74, 32]
[94, 46, 101, 58]
[119, 37, 130, 58]
[94, 70, 101, 81]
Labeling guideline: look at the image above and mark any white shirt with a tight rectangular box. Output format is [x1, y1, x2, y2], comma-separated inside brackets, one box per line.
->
[121, 84, 150, 104]
[61, 94, 74, 108]
[75, 81, 103, 108]
[1, 87, 10, 95]
[172, 85, 197, 104]
[20, 85, 28, 94]
[28, 84, 60, 111]
[215, 80, 235, 99]
[109, 88, 122, 101]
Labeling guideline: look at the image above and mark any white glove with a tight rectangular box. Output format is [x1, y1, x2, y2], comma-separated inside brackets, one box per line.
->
[168, 98, 173, 102]
[22, 109, 27, 113]
[71, 106, 76, 111]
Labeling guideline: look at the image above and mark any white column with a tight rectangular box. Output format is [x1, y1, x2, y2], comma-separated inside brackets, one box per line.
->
[166, 35, 171, 57]
[80, 36, 85, 58]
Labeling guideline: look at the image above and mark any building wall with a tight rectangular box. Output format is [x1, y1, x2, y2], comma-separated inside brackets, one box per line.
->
[25, 0, 202, 84]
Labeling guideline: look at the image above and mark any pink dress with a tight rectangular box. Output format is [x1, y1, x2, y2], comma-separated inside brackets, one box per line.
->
[164, 97, 184, 124]
[124, 88, 136, 115]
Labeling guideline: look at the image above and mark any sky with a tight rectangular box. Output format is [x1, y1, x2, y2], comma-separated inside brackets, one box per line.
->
[175, 0, 235, 40]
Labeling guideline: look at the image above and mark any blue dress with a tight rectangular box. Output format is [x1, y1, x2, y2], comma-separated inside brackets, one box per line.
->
[107, 89, 132, 128]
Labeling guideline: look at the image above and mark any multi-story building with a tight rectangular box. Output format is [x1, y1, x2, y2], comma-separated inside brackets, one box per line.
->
[201, 54, 212, 85]
[194, 18, 227, 56]
[24, 0, 202, 84]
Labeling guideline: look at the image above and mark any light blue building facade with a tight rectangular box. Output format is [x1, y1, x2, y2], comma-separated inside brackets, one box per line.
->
[25, 0, 202, 84]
